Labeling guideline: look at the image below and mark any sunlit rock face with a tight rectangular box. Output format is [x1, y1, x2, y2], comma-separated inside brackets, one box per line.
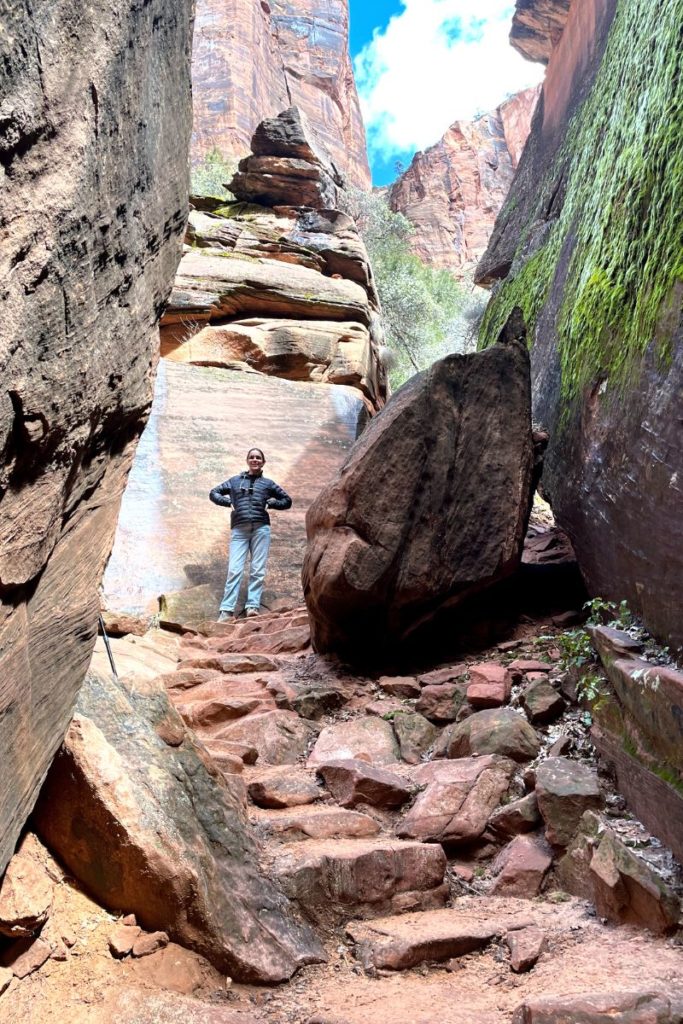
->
[0, 0, 193, 874]
[104, 108, 385, 626]
[103, 363, 366, 618]
[477, 0, 683, 648]
[389, 87, 539, 276]
[191, 0, 370, 189]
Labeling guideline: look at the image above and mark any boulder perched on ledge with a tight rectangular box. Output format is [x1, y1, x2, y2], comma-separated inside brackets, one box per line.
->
[302, 321, 534, 658]
[230, 107, 343, 209]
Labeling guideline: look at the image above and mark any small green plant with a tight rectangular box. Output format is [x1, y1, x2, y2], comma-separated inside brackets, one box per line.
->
[546, 890, 571, 904]
[583, 596, 634, 630]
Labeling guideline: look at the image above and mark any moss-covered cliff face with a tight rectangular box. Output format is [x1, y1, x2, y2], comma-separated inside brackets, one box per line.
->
[476, 0, 683, 649]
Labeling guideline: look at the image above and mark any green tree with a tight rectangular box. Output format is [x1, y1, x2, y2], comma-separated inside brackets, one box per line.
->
[345, 189, 486, 388]
[190, 147, 238, 201]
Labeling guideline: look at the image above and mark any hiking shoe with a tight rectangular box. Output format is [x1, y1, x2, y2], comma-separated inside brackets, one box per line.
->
[217, 611, 235, 623]
[245, 607, 260, 618]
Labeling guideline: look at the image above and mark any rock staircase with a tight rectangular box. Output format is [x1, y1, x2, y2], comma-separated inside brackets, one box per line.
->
[154, 603, 683, 1014]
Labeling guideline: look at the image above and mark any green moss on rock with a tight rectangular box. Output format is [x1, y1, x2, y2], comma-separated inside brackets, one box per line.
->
[481, 0, 683, 406]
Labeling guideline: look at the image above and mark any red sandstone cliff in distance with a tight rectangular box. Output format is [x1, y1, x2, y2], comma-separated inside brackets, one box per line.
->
[510, 0, 572, 64]
[191, 0, 371, 190]
[388, 86, 540, 276]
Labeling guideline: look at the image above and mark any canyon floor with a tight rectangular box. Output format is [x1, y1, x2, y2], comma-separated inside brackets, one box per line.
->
[2, 606, 682, 1024]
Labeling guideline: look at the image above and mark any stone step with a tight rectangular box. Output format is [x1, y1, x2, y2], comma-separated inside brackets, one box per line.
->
[176, 697, 276, 731]
[270, 838, 448, 925]
[346, 903, 538, 971]
[247, 765, 323, 808]
[251, 805, 380, 842]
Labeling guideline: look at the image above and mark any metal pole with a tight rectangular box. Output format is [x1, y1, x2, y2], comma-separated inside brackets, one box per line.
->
[98, 615, 119, 682]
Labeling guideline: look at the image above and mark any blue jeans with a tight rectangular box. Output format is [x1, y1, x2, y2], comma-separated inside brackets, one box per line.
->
[219, 523, 271, 613]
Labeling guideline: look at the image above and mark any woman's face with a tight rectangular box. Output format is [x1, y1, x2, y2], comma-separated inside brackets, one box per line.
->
[246, 450, 265, 473]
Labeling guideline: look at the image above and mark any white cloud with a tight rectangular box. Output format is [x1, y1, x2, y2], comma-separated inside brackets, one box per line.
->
[355, 0, 544, 162]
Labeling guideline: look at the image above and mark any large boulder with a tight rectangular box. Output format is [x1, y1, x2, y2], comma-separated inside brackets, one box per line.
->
[303, 328, 534, 658]
[0, 0, 193, 875]
[32, 670, 324, 982]
[396, 756, 515, 845]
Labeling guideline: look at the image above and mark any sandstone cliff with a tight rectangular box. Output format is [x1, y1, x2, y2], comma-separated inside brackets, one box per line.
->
[0, 0, 193, 874]
[191, 0, 370, 190]
[477, 0, 683, 651]
[389, 88, 539, 276]
[510, 0, 571, 63]
[103, 108, 385, 627]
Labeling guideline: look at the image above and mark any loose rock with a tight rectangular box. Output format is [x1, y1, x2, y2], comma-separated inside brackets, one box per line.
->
[308, 718, 400, 766]
[489, 792, 541, 838]
[132, 931, 170, 958]
[391, 711, 438, 765]
[522, 679, 565, 724]
[109, 924, 142, 959]
[506, 925, 545, 972]
[316, 759, 413, 809]
[467, 663, 512, 709]
[0, 834, 54, 939]
[512, 990, 683, 1023]
[535, 757, 602, 847]
[435, 708, 540, 763]
[490, 835, 553, 898]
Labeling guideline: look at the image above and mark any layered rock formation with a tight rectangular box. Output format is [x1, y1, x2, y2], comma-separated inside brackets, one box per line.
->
[303, 314, 534, 659]
[589, 626, 683, 865]
[389, 88, 539, 276]
[477, 0, 683, 649]
[103, 108, 385, 624]
[0, 0, 193, 875]
[191, 0, 370, 189]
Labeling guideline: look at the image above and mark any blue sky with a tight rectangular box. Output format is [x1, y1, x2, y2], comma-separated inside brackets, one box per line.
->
[348, 0, 544, 186]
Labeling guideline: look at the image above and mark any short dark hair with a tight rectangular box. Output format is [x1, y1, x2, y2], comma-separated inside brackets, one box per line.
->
[246, 447, 266, 463]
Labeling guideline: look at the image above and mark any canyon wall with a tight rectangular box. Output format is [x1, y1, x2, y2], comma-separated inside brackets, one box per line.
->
[191, 0, 371, 190]
[0, 0, 193, 873]
[476, 0, 683, 650]
[389, 88, 539, 276]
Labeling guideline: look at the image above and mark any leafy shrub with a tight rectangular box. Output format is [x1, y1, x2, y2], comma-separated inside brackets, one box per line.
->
[190, 147, 238, 202]
[343, 189, 487, 388]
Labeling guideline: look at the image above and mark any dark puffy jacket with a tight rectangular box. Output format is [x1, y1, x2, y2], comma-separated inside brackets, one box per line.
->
[209, 472, 292, 528]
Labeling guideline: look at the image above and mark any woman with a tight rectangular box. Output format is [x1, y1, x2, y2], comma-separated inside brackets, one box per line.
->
[209, 448, 292, 621]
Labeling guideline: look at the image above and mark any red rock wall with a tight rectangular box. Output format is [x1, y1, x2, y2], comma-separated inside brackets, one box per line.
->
[388, 88, 539, 276]
[0, 0, 193, 874]
[191, 0, 371, 189]
[477, 0, 683, 650]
